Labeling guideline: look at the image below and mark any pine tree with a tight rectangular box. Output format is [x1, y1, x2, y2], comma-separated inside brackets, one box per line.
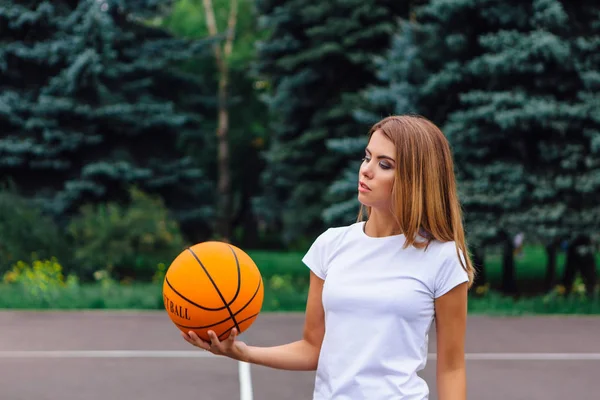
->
[252, 0, 409, 245]
[323, 20, 423, 225]
[0, 0, 215, 235]
[161, 0, 271, 247]
[414, 0, 600, 292]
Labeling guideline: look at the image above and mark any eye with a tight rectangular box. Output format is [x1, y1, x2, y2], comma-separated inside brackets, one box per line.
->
[362, 156, 370, 163]
[379, 162, 392, 170]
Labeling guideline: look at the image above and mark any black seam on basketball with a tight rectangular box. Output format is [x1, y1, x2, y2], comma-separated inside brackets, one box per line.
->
[217, 313, 260, 340]
[173, 278, 262, 330]
[187, 247, 241, 334]
[226, 245, 242, 307]
[224, 245, 242, 329]
[165, 275, 226, 311]
[172, 314, 257, 339]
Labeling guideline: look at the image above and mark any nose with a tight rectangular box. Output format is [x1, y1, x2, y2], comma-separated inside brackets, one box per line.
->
[360, 160, 374, 179]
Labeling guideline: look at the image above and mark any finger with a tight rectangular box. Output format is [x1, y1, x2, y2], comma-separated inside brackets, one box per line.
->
[227, 328, 238, 343]
[181, 331, 194, 344]
[187, 331, 211, 351]
[188, 331, 205, 344]
[208, 330, 222, 348]
[182, 331, 201, 346]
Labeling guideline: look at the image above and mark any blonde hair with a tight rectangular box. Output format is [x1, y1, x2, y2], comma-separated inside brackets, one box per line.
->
[358, 115, 475, 287]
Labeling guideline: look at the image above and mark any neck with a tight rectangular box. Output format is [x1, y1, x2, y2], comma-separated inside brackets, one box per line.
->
[363, 209, 401, 238]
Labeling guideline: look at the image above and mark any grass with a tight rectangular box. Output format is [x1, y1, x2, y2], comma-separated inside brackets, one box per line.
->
[1, 281, 598, 315]
[0, 245, 598, 314]
[250, 245, 600, 292]
[0, 283, 163, 310]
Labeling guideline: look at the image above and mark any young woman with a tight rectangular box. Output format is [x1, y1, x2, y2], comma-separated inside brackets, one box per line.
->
[183, 115, 475, 400]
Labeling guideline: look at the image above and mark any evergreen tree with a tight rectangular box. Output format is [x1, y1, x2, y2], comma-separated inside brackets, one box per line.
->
[0, 0, 215, 237]
[162, 0, 271, 245]
[413, 0, 599, 292]
[323, 20, 423, 225]
[253, 0, 409, 245]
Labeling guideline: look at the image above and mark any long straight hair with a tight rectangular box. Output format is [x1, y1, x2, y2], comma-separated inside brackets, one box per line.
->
[357, 115, 475, 286]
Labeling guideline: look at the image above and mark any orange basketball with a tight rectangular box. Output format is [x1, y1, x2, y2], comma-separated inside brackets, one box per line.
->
[162, 241, 264, 342]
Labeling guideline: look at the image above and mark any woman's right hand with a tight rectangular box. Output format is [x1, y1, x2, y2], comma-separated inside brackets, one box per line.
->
[182, 328, 251, 363]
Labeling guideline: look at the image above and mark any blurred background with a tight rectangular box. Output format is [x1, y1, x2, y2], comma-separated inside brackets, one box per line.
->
[1, 0, 599, 315]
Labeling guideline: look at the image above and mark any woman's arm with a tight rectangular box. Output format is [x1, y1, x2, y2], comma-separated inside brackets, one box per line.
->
[434, 282, 468, 400]
[246, 271, 325, 370]
[183, 271, 326, 371]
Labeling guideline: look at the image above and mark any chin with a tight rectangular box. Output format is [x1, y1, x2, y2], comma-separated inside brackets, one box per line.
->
[357, 193, 373, 207]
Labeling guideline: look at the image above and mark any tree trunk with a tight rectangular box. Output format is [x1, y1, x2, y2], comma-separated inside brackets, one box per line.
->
[216, 70, 231, 242]
[202, 0, 238, 242]
[471, 246, 487, 290]
[500, 231, 518, 295]
[231, 183, 257, 248]
[563, 235, 597, 296]
[544, 240, 559, 291]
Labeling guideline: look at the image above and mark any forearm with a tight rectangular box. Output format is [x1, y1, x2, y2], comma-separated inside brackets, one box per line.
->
[245, 339, 320, 371]
[437, 366, 466, 400]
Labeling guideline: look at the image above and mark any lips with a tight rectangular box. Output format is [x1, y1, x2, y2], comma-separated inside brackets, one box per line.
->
[359, 182, 371, 191]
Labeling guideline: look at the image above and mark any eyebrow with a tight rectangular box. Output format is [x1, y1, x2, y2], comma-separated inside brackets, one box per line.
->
[365, 147, 396, 163]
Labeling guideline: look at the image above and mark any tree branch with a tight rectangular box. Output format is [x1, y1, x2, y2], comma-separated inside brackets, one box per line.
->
[224, 0, 238, 58]
[201, 0, 223, 67]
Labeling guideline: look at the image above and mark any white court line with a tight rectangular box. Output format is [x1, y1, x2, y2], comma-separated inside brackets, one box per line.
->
[0, 350, 216, 358]
[0, 350, 255, 400]
[1, 351, 600, 361]
[463, 353, 600, 361]
[238, 361, 253, 400]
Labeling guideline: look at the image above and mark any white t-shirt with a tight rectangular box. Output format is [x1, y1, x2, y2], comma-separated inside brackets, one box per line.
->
[302, 221, 469, 400]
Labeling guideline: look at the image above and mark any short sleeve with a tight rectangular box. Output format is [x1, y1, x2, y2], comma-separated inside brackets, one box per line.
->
[433, 247, 469, 298]
[301, 229, 332, 280]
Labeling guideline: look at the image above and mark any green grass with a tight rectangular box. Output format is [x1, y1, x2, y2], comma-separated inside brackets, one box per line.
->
[250, 246, 600, 292]
[247, 250, 308, 277]
[1, 281, 598, 315]
[0, 283, 163, 310]
[1, 246, 598, 314]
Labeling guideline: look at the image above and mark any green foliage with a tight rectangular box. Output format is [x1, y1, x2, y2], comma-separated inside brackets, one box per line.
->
[0, 0, 215, 233]
[468, 284, 600, 315]
[0, 188, 69, 275]
[0, 282, 163, 310]
[2, 257, 79, 307]
[262, 274, 309, 312]
[253, 0, 409, 244]
[353, 20, 423, 125]
[67, 187, 187, 281]
[163, 0, 266, 67]
[413, 0, 600, 244]
[160, 0, 270, 246]
[0, 246, 598, 312]
[324, 20, 423, 225]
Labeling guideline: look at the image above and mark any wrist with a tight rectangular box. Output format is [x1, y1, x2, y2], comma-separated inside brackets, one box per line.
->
[242, 345, 256, 364]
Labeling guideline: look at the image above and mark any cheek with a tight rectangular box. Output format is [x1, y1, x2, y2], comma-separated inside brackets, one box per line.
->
[383, 173, 395, 192]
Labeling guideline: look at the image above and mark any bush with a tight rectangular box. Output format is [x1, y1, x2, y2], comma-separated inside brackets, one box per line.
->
[2, 257, 79, 306]
[67, 187, 187, 282]
[0, 189, 69, 275]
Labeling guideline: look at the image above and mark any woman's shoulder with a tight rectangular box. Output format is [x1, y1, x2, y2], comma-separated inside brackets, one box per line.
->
[422, 239, 466, 265]
[302, 223, 362, 279]
[314, 222, 362, 246]
[424, 240, 469, 297]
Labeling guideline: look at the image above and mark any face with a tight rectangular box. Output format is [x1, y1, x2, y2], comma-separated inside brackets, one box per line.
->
[358, 129, 396, 210]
